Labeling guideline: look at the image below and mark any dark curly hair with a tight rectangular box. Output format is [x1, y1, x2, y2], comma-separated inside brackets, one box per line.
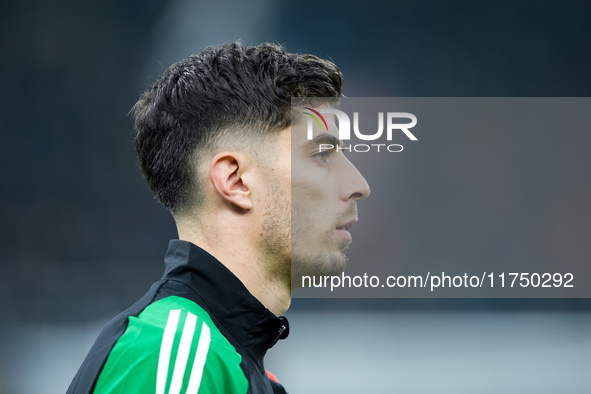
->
[132, 42, 343, 214]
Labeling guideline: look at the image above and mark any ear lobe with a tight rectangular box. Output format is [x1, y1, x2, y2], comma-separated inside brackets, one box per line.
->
[209, 153, 253, 210]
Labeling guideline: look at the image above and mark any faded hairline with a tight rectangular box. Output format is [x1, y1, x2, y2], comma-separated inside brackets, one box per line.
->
[175, 124, 284, 218]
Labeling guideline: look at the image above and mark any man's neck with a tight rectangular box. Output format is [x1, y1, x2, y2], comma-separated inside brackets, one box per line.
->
[176, 218, 291, 316]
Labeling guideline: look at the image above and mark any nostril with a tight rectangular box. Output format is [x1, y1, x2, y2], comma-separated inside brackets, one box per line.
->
[350, 191, 365, 200]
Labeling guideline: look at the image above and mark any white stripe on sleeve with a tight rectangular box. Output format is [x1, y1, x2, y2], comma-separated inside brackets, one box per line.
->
[156, 309, 181, 394]
[186, 322, 211, 394]
[168, 312, 198, 394]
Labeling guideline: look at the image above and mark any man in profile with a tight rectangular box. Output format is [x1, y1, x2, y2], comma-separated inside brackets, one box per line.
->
[68, 42, 369, 394]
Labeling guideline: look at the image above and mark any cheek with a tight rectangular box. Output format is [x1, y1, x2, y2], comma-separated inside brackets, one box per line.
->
[292, 168, 330, 200]
[292, 183, 326, 215]
[291, 165, 337, 232]
[292, 181, 334, 230]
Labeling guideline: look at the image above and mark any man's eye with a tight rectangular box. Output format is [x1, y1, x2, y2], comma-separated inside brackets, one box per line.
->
[312, 150, 332, 163]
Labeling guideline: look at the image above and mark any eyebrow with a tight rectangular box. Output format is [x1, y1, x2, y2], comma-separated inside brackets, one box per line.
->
[307, 132, 344, 148]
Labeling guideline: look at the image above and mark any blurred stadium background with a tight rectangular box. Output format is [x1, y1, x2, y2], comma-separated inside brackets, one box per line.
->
[1, 1, 590, 392]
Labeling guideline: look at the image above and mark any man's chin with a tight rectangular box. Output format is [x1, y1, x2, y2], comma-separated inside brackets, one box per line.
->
[290, 252, 348, 289]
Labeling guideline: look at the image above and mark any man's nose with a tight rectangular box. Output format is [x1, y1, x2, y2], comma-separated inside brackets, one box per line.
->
[342, 158, 370, 202]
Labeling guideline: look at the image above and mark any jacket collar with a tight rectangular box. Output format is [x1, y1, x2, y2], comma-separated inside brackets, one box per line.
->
[162, 239, 289, 358]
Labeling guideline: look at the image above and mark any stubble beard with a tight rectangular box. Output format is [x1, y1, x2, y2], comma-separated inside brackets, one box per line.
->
[261, 183, 292, 282]
[262, 185, 355, 290]
[290, 203, 350, 289]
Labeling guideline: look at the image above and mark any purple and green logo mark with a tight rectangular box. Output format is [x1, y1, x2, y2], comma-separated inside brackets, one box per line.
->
[303, 107, 329, 138]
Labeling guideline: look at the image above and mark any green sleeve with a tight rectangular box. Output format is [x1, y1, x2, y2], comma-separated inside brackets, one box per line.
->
[94, 296, 248, 394]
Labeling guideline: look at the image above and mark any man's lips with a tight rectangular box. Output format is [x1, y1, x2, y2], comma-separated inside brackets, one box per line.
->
[336, 219, 357, 231]
[336, 219, 358, 242]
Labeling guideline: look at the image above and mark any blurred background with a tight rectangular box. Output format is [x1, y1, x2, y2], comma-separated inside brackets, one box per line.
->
[1, 0, 590, 392]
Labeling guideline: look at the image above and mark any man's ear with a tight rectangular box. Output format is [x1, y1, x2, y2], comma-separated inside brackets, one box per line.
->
[209, 152, 253, 210]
